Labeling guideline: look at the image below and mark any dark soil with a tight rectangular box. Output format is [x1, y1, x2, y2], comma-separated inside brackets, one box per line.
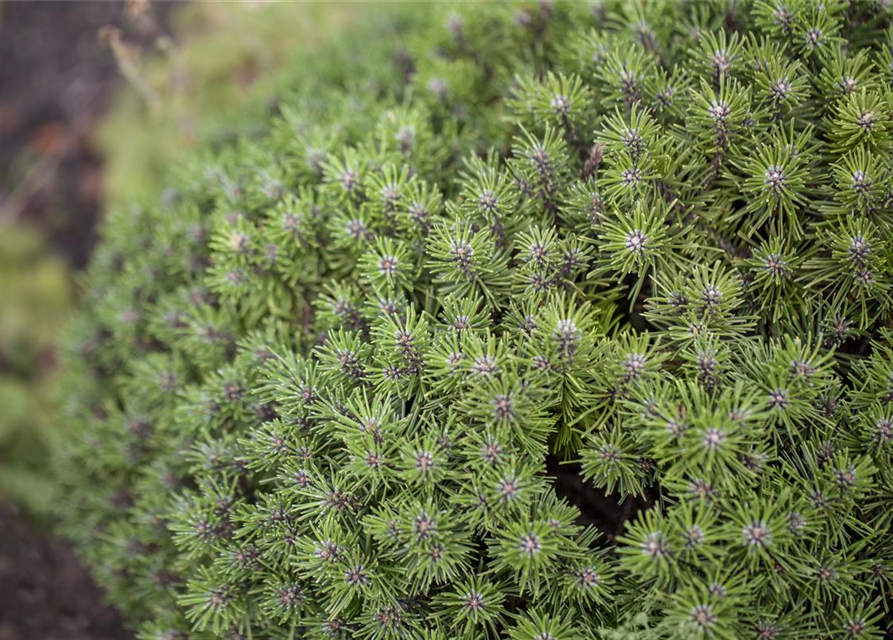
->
[547, 454, 652, 541]
[1, 3, 107, 266]
[0, 504, 130, 640]
[0, 1, 167, 269]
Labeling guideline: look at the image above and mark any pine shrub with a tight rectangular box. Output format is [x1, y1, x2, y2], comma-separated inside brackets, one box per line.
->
[58, 2, 893, 639]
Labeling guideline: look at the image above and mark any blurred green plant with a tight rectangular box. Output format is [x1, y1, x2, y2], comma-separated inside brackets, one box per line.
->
[98, 2, 370, 206]
[0, 224, 71, 515]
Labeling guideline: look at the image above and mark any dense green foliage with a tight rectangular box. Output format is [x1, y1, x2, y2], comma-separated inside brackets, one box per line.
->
[58, 2, 893, 638]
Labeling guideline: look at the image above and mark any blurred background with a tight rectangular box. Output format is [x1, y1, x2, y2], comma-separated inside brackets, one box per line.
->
[0, 2, 363, 637]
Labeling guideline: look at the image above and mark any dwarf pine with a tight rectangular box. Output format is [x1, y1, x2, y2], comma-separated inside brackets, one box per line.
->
[57, 2, 893, 639]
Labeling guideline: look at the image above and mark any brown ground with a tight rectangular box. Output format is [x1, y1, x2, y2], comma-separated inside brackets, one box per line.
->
[0, 1, 167, 268]
[0, 505, 130, 640]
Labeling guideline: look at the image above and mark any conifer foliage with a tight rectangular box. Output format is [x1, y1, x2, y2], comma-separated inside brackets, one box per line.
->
[58, 2, 893, 639]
